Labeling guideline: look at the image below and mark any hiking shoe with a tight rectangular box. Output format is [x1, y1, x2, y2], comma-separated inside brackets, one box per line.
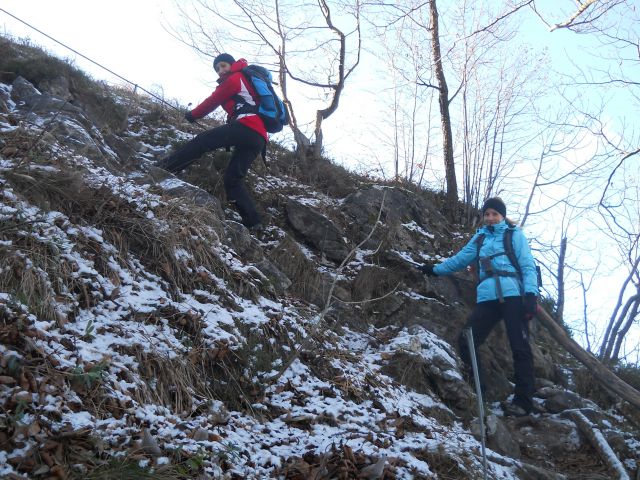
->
[502, 402, 529, 417]
[248, 222, 264, 233]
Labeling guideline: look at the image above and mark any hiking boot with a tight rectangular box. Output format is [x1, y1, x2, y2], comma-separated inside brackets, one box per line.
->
[502, 402, 529, 417]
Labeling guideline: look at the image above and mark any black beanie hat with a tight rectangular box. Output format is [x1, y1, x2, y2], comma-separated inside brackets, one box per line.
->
[482, 197, 507, 218]
[213, 53, 235, 70]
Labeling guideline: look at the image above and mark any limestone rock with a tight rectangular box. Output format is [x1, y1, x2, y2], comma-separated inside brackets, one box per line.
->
[146, 166, 225, 217]
[544, 390, 592, 413]
[255, 258, 292, 293]
[507, 415, 583, 466]
[39, 76, 72, 100]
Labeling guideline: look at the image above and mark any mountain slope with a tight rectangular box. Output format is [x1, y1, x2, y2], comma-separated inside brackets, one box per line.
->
[1, 36, 639, 479]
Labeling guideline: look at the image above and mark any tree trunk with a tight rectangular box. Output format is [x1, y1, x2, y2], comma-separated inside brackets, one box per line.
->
[561, 410, 630, 480]
[429, 0, 458, 213]
[313, 111, 324, 158]
[535, 305, 640, 409]
[556, 236, 567, 322]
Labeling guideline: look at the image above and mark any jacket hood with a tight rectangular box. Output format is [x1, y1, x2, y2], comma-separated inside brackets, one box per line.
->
[217, 59, 249, 83]
[479, 220, 511, 235]
[230, 58, 249, 73]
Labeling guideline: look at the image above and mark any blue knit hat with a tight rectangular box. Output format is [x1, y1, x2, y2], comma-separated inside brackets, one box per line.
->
[213, 53, 235, 70]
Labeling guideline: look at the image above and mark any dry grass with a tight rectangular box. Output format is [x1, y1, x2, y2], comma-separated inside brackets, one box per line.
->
[2, 162, 266, 302]
[268, 145, 359, 199]
[0, 212, 78, 322]
[267, 235, 327, 304]
[350, 265, 402, 313]
[414, 447, 473, 479]
[85, 459, 176, 480]
[129, 346, 215, 414]
[574, 367, 618, 409]
[381, 353, 432, 395]
[123, 316, 301, 415]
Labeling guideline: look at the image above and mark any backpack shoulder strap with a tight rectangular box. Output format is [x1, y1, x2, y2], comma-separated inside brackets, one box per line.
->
[503, 225, 522, 277]
[474, 233, 485, 284]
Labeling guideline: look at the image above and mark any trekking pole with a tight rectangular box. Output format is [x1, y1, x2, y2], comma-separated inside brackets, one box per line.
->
[463, 327, 488, 480]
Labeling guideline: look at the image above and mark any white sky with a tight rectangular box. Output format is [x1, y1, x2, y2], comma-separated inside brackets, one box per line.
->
[1, 1, 214, 103]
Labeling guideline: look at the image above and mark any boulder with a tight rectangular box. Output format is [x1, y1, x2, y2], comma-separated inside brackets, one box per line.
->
[342, 186, 446, 252]
[379, 326, 474, 412]
[255, 258, 292, 294]
[224, 220, 263, 262]
[11, 76, 109, 158]
[485, 413, 521, 458]
[286, 198, 350, 263]
[10, 76, 41, 103]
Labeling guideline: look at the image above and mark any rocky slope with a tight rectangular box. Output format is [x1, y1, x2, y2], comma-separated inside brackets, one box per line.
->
[0, 37, 639, 479]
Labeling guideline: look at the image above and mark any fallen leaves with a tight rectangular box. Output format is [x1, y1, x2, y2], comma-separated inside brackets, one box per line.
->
[277, 444, 397, 480]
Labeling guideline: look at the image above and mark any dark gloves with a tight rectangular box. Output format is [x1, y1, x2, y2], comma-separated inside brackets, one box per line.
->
[184, 111, 196, 123]
[524, 293, 537, 320]
[418, 263, 437, 277]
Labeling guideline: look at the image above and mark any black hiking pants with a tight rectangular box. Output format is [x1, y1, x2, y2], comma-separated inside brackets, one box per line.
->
[157, 123, 266, 228]
[458, 296, 535, 411]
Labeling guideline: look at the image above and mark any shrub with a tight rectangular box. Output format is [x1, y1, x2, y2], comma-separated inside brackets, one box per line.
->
[614, 362, 640, 391]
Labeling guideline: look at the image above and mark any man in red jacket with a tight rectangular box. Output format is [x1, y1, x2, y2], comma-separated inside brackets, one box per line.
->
[157, 53, 267, 231]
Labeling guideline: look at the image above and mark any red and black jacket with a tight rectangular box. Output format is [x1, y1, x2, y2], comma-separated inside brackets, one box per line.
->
[190, 59, 268, 141]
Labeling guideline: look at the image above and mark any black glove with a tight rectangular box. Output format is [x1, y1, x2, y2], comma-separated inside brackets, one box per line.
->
[184, 111, 196, 123]
[418, 263, 437, 277]
[523, 293, 537, 320]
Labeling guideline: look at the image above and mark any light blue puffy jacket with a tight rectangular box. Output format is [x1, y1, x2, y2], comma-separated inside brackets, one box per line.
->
[433, 220, 539, 302]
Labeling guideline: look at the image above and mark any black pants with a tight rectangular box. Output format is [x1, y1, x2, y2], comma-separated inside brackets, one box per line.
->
[458, 296, 535, 410]
[157, 123, 266, 228]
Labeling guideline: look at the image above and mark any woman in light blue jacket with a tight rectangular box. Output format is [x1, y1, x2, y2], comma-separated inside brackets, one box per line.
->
[420, 198, 539, 416]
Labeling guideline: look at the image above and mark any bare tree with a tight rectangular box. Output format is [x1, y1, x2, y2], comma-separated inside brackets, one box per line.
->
[532, 0, 628, 32]
[169, 0, 362, 159]
[525, 0, 640, 363]
[369, 0, 539, 216]
[369, 13, 437, 186]
[596, 144, 640, 364]
[458, 34, 549, 221]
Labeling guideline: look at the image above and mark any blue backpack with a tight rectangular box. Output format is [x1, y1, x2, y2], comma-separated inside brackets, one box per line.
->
[237, 65, 289, 133]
